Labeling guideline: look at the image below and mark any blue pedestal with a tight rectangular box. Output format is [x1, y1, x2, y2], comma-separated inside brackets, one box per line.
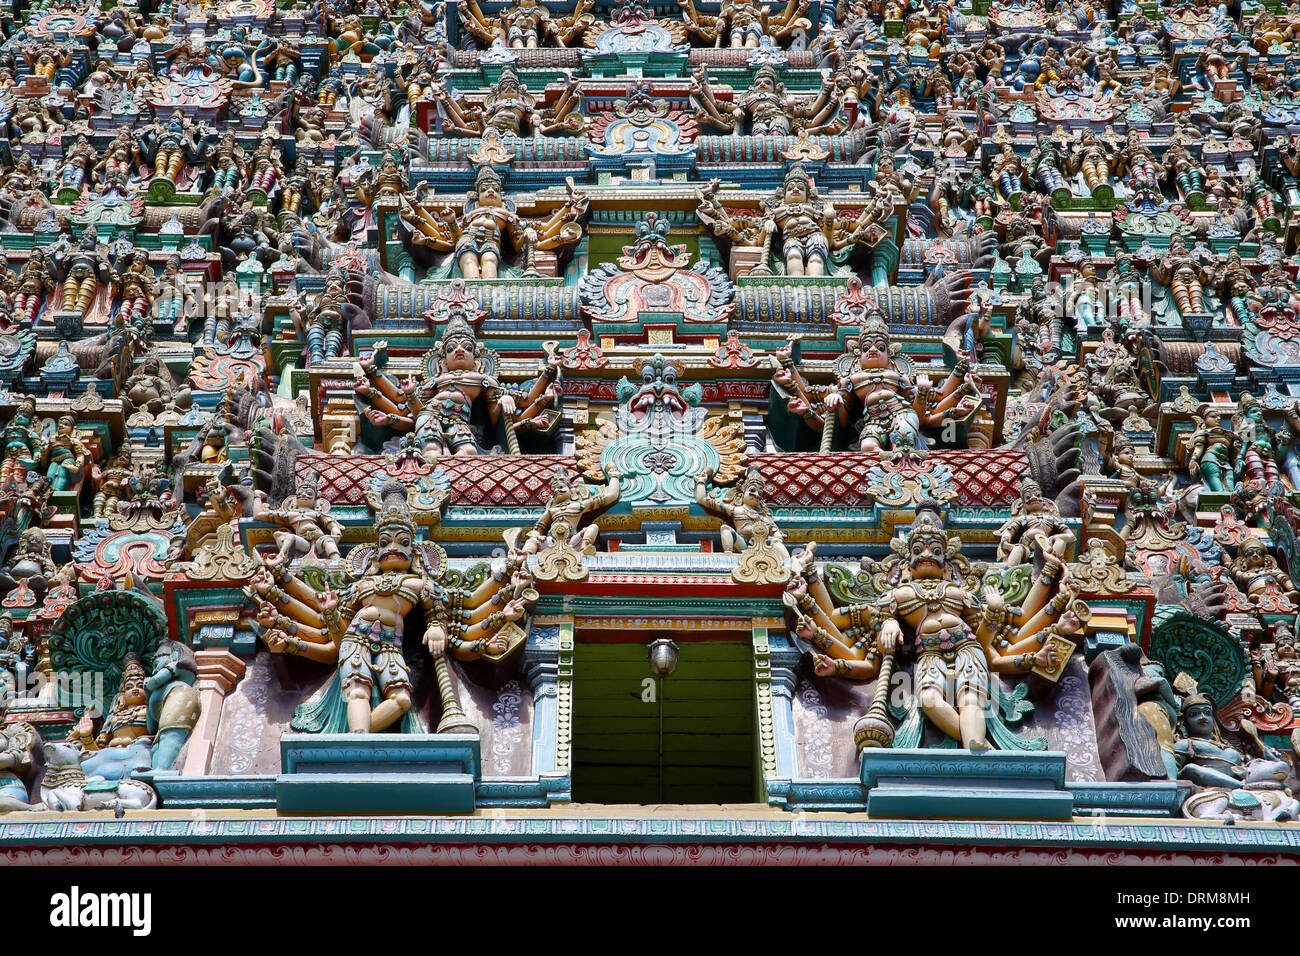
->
[860, 749, 1075, 820]
[277, 734, 481, 814]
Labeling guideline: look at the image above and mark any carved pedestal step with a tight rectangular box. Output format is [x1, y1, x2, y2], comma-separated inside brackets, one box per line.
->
[276, 734, 481, 814]
[860, 749, 1074, 820]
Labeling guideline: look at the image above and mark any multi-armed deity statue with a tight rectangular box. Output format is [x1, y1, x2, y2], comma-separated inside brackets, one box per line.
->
[249, 480, 535, 734]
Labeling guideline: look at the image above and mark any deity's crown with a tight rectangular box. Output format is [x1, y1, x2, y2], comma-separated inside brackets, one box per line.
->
[373, 478, 415, 537]
[905, 499, 949, 551]
[1173, 672, 1214, 714]
[475, 164, 502, 191]
[785, 162, 811, 190]
[860, 308, 889, 339]
[441, 310, 478, 346]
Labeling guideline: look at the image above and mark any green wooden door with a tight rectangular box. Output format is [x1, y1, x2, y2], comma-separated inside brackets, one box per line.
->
[570, 640, 757, 805]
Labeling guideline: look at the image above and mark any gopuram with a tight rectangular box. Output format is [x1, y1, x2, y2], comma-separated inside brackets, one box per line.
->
[1, 0, 1300, 866]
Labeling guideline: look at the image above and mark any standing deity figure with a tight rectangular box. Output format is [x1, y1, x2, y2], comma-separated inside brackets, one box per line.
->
[1232, 393, 1282, 488]
[58, 136, 98, 194]
[94, 129, 141, 186]
[52, 230, 116, 320]
[457, 0, 595, 47]
[1119, 129, 1163, 196]
[289, 265, 359, 365]
[774, 310, 980, 452]
[694, 465, 788, 560]
[142, 109, 207, 183]
[248, 130, 285, 195]
[996, 479, 1075, 566]
[247, 480, 533, 734]
[697, 165, 837, 277]
[260, 471, 344, 565]
[519, 465, 621, 555]
[142, 640, 201, 770]
[401, 166, 588, 279]
[116, 248, 156, 328]
[1213, 247, 1255, 327]
[207, 130, 248, 194]
[1151, 235, 1212, 316]
[782, 502, 1061, 747]
[1, 397, 44, 491]
[1185, 407, 1237, 492]
[13, 248, 55, 325]
[1029, 133, 1069, 195]
[1068, 128, 1116, 195]
[280, 157, 322, 217]
[44, 413, 88, 492]
[356, 318, 561, 455]
[678, 0, 811, 48]
[993, 142, 1026, 204]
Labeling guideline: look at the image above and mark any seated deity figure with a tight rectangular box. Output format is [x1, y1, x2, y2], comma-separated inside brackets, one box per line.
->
[519, 465, 622, 555]
[996, 479, 1075, 567]
[247, 480, 534, 734]
[694, 465, 788, 560]
[772, 310, 981, 452]
[2, 396, 44, 492]
[0, 693, 42, 813]
[260, 471, 344, 565]
[1174, 679, 1300, 823]
[400, 166, 588, 280]
[782, 502, 1064, 748]
[355, 316, 562, 456]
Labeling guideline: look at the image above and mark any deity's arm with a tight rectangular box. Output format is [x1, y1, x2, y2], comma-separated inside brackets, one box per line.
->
[265, 626, 340, 664]
[516, 357, 562, 415]
[678, 0, 720, 35]
[771, 0, 811, 31]
[530, 205, 587, 249]
[456, 0, 498, 40]
[986, 644, 1049, 674]
[1005, 582, 1075, 651]
[553, 0, 595, 43]
[248, 565, 330, 629]
[356, 360, 407, 406]
[593, 473, 622, 509]
[689, 80, 737, 132]
[694, 476, 733, 519]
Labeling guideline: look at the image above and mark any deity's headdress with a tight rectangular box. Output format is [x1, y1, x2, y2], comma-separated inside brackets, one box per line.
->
[372, 478, 415, 539]
[860, 307, 890, 340]
[784, 162, 812, 192]
[905, 499, 949, 552]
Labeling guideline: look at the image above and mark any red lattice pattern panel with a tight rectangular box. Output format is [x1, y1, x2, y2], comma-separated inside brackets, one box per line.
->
[751, 450, 1028, 508]
[297, 454, 576, 507]
[300, 450, 1025, 509]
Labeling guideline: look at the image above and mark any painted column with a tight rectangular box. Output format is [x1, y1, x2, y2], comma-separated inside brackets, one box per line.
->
[180, 649, 246, 777]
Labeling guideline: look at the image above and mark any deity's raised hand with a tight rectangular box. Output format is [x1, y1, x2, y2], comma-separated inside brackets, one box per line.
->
[983, 585, 1006, 611]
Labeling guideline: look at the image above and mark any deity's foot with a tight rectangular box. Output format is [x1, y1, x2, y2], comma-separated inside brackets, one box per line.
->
[967, 738, 993, 752]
